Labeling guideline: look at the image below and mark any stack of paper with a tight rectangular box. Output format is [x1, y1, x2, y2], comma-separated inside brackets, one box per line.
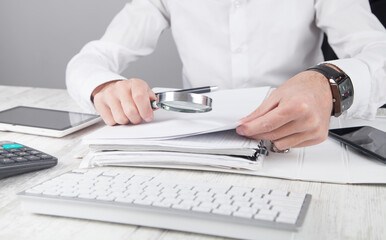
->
[80, 87, 272, 172]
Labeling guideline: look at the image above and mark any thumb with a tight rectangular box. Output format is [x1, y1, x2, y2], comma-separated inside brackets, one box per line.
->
[148, 88, 157, 101]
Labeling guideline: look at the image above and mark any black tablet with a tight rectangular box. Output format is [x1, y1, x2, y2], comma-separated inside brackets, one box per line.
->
[0, 106, 101, 137]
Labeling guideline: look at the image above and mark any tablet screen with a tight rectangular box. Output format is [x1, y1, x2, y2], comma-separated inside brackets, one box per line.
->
[0, 106, 99, 131]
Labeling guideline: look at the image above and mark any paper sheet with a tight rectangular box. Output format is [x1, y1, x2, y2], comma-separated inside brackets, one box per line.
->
[83, 87, 271, 140]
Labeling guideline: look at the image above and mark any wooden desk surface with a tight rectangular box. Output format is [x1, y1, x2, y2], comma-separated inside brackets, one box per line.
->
[0, 85, 385, 240]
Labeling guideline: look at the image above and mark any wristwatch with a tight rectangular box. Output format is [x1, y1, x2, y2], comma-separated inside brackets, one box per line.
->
[307, 64, 354, 117]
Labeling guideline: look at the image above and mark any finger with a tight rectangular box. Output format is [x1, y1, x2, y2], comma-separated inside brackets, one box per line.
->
[250, 120, 301, 141]
[272, 132, 312, 150]
[106, 95, 130, 125]
[292, 138, 327, 148]
[273, 126, 328, 150]
[237, 101, 300, 137]
[94, 102, 116, 126]
[239, 91, 280, 123]
[120, 93, 142, 124]
[250, 112, 322, 141]
[131, 81, 154, 122]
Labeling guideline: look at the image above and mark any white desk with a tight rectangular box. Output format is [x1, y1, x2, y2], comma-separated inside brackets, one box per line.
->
[0, 85, 385, 240]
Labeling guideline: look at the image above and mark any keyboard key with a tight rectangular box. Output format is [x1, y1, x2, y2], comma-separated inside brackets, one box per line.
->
[276, 216, 298, 224]
[233, 211, 253, 219]
[172, 203, 192, 210]
[192, 205, 212, 213]
[254, 213, 276, 221]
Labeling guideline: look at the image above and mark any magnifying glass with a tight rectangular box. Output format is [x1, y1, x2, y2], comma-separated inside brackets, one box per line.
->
[150, 91, 213, 113]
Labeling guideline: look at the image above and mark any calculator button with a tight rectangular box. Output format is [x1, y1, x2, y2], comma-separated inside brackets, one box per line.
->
[25, 156, 41, 161]
[16, 152, 29, 156]
[19, 147, 32, 151]
[0, 158, 15, 164]
[28, 150, 41, 155]
[12, 157, 28, 162]
[0, 149, 7, 154]
[7, 149, 20, 153]
[36, 154, 53, 159]
[2, 144, 24, 149]
[3, 153, 17, 158]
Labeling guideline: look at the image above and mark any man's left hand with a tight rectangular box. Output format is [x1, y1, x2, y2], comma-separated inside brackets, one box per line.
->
[236, 70, 333, 150]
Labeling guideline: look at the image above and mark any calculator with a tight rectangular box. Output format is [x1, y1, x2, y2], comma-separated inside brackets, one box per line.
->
[0, 141, 57, 179]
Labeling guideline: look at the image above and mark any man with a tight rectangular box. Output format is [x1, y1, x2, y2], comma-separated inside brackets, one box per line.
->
[66, 0, 386, 150]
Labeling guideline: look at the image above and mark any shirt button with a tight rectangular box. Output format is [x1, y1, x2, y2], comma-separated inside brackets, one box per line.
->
[234, 0, 241, 8]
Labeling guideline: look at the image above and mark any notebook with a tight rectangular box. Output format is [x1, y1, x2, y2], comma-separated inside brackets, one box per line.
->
[81, 130, 268, 171]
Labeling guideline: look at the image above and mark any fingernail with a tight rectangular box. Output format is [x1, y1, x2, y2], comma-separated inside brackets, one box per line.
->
[236, 127, 244, 136]
[145, 116, 153, 122]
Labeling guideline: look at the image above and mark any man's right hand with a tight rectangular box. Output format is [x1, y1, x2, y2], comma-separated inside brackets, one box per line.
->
[92, 78, 156, 126]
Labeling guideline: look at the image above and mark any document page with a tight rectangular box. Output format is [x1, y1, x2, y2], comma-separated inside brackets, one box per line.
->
[87, 130, 263, 158]
[84, 87, 271, 140]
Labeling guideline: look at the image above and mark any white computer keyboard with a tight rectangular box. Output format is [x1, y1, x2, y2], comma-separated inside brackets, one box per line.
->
[18, 168, 311, 240]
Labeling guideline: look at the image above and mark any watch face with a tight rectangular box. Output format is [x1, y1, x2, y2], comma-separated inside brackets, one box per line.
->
[338, 77, 354, 112]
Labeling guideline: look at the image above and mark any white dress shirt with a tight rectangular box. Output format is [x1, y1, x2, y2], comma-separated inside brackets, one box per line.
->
[66, 0, 386, 119]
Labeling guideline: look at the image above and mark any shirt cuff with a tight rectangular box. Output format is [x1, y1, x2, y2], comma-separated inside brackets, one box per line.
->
[81, 72, 126, 113]
[323, 58, 372, 119]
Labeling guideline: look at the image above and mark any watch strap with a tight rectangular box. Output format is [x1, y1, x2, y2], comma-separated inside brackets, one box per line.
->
[307, 64, 345, 81]
[306, 64, 345, 117]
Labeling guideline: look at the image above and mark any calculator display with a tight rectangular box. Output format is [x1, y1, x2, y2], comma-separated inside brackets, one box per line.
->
[0, 106, 99, 130]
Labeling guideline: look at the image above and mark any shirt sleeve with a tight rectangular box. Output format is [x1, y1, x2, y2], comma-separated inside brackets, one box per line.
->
[314, 0, 386, 119]
[66, 0, 170, 113]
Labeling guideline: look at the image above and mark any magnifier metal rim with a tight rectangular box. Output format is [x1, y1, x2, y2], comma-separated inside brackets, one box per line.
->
[155, 91, 212, 113]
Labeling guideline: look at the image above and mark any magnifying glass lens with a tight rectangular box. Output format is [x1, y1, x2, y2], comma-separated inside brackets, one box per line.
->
[152, 92, 212, 113]
[159, 101, 211, 113]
